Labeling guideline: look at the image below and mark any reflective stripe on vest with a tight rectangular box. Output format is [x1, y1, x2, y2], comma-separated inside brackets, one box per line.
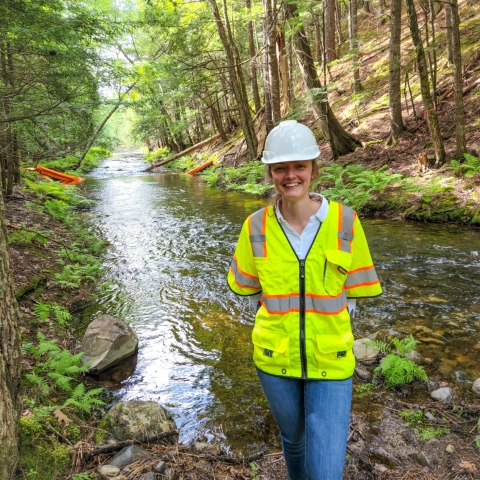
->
[229, 255, 261, 290]
[249, 208, 268, 257]
[337, 203, 356, 253]
[260, 292, 347, 315]
[345, 265, 379, 290]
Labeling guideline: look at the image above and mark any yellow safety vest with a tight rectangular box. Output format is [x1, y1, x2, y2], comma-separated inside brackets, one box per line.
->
[228, 201, 382, 380]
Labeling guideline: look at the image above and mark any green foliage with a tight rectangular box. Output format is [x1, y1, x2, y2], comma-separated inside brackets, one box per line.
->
[34, 303, 72, 327]
[249, 462, 260, 480]
[41, 149, 110, 175]
[370, 335, 428, 388]
[8, 229, 48, 245]
[399, 410, 450, 441]
[145, 147, 170, 163]
[449, 153, 480, 178]
[24, 178, 92, 207]
[354, 383, 377, 396]
[72, 473, 95, 480]
[167, 155, 198, 171]
[214, 161, 271, 195]
[23, 333, 104, 414]
[316, 165, 403, 210]
[54, 257, 101, 289]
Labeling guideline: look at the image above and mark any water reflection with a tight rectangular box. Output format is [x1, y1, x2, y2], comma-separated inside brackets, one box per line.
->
[79, 152, 480, 454]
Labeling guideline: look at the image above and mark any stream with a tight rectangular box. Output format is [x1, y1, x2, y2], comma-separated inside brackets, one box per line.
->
[80, 152, 480, 454]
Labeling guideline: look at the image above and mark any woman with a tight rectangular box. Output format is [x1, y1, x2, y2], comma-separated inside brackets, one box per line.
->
[227, 120, 382, 480]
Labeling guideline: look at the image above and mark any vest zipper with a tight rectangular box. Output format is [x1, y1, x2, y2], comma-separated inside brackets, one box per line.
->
[299, 259, 307, 379]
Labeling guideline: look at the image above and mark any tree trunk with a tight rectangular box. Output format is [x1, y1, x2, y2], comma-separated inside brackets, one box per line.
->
[263, 12, 274, 133]
[284, 1, 361, 158]
[325, 0, 337, 61]
[336, 0, 344, 44]
[263, 0, 281, 126]
[246, 0, 262, 114]
[405, 0, 445, 167]
[208, 0, 258, 158]
[364, 0, 371, 13]
[386, 0, 404, 145]
[276, 31, 290, 114]
[0, 166, 22, 480]
[349, 0, 362, 93]
[450, 0, 466, 159]
[314, 15, 324, 64]
[210, 98, 228, 142]
[445, 3, 454, 64]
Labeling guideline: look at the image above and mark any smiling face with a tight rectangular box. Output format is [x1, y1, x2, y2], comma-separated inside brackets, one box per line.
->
[270, 160, 314, 202]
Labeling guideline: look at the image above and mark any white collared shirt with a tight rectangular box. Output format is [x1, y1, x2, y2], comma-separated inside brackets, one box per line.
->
[249, 194, 356, 316]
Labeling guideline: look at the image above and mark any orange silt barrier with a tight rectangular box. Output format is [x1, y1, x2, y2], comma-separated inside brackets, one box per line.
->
[186, 160, 213, 175]
[34, 165, 85, 185]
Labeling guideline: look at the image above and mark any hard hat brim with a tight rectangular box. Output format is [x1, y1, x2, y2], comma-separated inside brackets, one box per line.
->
[261, 151, 320, 164]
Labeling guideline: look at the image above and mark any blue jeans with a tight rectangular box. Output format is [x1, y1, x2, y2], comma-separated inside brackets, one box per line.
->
[256, 368, 352, 480]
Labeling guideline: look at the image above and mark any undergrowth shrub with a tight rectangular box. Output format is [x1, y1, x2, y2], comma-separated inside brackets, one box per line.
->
[40, 147, 111, 175]
[145, 146, 169, 163]
[315, 164, 403, 210]
[23, 333, 104, 414]
[368, 335, 428, 388]
[449, 153, 480, 178]
[34, 303, 72, 328]
[8, 229, 48, 245]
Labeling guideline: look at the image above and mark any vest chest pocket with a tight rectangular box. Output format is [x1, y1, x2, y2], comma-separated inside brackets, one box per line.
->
[324, 249, 353, 296]
[252, 326, 290, 371]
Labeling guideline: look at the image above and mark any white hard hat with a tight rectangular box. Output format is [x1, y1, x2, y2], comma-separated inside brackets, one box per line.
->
[261, 120, 320, 164]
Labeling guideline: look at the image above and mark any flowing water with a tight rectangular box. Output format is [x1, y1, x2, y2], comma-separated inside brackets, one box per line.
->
[80, 152, 480, 454]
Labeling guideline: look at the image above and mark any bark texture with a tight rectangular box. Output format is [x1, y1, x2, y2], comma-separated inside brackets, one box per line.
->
[263, 0, 281, 127]
[405, 0, 445, 166]
[325, 0, 337, 61]
[0, 167, 22, 479]
[450, 0, 466, 158]
[387, 0, 404, 144]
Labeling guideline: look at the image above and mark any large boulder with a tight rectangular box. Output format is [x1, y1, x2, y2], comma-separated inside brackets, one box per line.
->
[106, 401, 177, 442]
[81, 315, 138, 374]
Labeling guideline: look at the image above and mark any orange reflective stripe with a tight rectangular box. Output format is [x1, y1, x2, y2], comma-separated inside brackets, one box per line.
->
[262, 207, 268, 257]
[349, 265, 375, 274]
[344, 280, 380, 290]
[337, 203, 343, 251]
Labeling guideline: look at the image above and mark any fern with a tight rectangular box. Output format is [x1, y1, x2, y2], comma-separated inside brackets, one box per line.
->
[366, 339, 392, 354]
[449, 153, 480, 178]
[24, 334, 104, 414]
[34, 303, 52, 321]
[375, 354, 428, 388]
[392, 335, 420, 356]
[34, 303, 71, 327]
